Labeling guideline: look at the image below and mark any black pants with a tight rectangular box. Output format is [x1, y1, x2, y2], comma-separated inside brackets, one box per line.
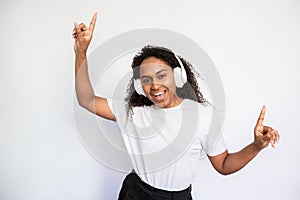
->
[118, 171, 193, 200]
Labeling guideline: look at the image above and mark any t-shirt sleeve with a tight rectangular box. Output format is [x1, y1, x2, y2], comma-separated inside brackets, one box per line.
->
[107, 98, 115, 118]
[106, 98, 115, 118]
[205, 134, 227, 156]
[106, 98, 127, 128]
[198, 105, 227, 157]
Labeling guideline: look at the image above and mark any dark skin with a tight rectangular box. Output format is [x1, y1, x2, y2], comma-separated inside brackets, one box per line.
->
[73, 13, 280, 176]
[208, 105, 279, 175]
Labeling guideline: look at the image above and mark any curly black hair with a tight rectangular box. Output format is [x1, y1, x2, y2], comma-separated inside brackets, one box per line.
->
[125, 45, 208, 117]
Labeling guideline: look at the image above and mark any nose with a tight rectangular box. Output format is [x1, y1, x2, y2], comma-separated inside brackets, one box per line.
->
[151, 82, 161, 90]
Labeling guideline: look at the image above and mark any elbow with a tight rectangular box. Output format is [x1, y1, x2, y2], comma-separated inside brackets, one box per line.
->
[77, 98, 94, 112]
[217, 170, 233, 176]
[78, 100, 87, 108]
[216, 165, 239, 176]
[77, 98, 86, 108]
[214, 163, 235, 176]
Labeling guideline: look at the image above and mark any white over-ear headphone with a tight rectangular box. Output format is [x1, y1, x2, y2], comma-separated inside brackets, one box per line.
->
[134, 52, 187, 96]
[133, 78, 146, 96]
[173, 54, 188, 88]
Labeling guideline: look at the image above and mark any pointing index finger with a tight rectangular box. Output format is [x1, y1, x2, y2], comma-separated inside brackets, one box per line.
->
[256, 105, 266, 126]
[89, 12, 98, 32]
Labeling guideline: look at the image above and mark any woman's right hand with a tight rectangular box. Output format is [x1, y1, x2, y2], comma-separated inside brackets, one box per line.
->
[72, 13, 97, 58]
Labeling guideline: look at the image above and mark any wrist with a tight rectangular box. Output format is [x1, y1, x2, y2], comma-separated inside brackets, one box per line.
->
[252, 141, 264, 152]
[75, 53, 88, 74]
[75, 52, 87, 60]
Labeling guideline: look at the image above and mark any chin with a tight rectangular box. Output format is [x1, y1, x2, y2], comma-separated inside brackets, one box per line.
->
[155, 100, 171, 108]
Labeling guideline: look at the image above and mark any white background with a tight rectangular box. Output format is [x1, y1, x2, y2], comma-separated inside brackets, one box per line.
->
[1, 0, 299, 199]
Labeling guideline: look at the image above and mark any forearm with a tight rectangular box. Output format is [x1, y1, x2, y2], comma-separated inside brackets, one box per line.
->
[209, 106, 280, 175]
[75, 54, 95, 112]
[221, 142, 262, 175]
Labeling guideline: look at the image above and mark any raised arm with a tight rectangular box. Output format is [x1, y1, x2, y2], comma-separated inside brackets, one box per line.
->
[73, 13, 115, 121]
[208, 105, 280, 175]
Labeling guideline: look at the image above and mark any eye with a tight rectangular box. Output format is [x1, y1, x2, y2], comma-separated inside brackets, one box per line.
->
[141, 78, 151, 84]
[157, 74, 166, 79]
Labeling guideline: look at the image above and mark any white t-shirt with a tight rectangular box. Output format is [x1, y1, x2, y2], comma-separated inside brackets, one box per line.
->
[108, 98, 226, 191]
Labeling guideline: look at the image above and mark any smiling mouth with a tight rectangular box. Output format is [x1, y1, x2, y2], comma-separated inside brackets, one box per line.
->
[152, 90, 166, 101]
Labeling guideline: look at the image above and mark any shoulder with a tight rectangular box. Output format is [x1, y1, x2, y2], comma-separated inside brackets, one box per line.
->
[183, 99, 213, 130]
[183, 99, 213, 113]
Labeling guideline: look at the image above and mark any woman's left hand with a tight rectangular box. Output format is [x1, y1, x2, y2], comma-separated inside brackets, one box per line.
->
[253, 105, 280, 149]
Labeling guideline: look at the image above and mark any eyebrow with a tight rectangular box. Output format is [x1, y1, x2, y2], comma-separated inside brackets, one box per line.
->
[140, 69, 168, 79]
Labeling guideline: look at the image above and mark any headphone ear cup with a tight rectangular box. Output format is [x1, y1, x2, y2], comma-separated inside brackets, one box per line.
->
[174, 67, 186, 88]
[173, 54, 187, 88]
[133, 79, 146, 96]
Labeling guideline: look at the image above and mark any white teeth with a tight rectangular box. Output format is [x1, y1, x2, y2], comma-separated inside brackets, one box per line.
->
[154, 91, 164, 96]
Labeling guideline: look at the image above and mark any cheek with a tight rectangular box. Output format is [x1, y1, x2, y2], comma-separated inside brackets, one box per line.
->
[142, 84, 151, 93]
[164, 76, 176, 89]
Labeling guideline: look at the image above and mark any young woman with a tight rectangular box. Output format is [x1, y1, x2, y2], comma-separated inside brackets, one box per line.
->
[72, 13, 280, 200]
